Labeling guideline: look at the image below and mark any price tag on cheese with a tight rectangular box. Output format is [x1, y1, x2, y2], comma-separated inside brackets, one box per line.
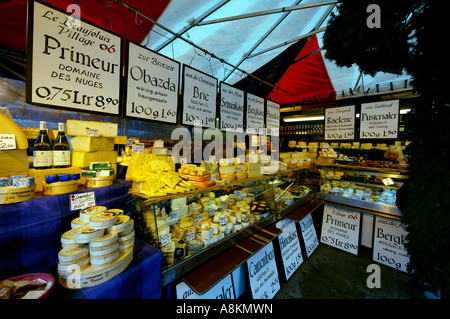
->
[126, 138, 137, 147]
[86, 128, 99, 137]
[0, 134, 16, 150]
[132, 142, 145, 153]
[186, 231, 195, 242]
[159, 233, 172, 248]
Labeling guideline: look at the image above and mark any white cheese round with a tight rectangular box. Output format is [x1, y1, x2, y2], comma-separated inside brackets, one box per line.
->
[89, 211, 119, 229]
[79, 206, 107, 222]
[58, 247, 89, 262]
[74, 224, 105, 243]
[89, 232, 118, 248]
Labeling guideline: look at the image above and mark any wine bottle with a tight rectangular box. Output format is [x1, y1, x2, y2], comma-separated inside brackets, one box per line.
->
[33, 121, 52, 169]
[53, 122, 70, 168]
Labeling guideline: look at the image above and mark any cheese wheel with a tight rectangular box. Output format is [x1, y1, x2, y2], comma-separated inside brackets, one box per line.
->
[220, 173, 236, 181]
[80, 206, 107, 222]
[90, 249, 119, 265]
[89, 211, 119, 229]
[74, 224, 105, 243]
[105, 214, 130, 233]
[219, 166, 236, 174]
[90, 232, 118, 248]
[58, 247, 89, 262]
[236, 172, 248, 180]
[0, 112, 28, 149]
[71, 217, 88, 230]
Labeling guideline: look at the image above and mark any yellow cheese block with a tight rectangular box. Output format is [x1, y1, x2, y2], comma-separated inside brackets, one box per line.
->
[219, 165, 236, 174]
[69, 136, 115, 152]
[245, 162, 262, 171]
[236, 172, 248, 180]
[220, 173, 236, 181]
[72, 151, 118, 168]
[125, 153, 175, 181]
[66, 120, 118, 137]
[0, 150, 29, 177]
[0, 112, 28, 149]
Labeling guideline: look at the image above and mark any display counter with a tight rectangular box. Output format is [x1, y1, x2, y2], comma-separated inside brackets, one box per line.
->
[315, 163, 407, 218]
[129, 167, 317, 287]
[0, 180, 163, 299]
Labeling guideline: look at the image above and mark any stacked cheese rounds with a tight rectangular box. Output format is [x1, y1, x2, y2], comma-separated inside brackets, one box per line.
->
[58, 206, 134, 275]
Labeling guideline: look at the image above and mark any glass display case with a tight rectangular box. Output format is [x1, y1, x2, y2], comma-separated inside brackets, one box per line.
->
[316, 163, 408, 216]
[130, 168, 314, 285]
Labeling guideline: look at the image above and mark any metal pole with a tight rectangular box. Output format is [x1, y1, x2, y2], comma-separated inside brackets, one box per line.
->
[114, 0, 287, 93]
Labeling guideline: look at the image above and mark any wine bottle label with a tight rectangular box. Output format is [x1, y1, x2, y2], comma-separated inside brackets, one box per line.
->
[53, 150, 70, 166]
[33, 150, 52, 166]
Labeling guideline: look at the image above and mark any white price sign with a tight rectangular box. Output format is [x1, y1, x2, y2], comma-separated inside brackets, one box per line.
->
[246, 93, 265, 135]
[324, 105, 355, 140]
[0, 134, 16, 150]
[373, 216, 410, 272]
[360, 100, 399, 139]
[299, 214, 319, 258]
[125, 42, 180, 123]
[276, 219, 303, 280]
[182, 65, 218, 128]
[27, 1, 122, 115]
[247, 241, 280, 299]
[176, 274, 235, 299]
[266, 100, 280, 137]
[219, 82, 244, 132]
[69, 192, 96, 211]
[320, 204, 360, 255]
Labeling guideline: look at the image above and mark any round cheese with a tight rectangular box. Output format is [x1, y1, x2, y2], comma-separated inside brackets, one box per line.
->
[74, 224, 105, 243]
[58, 255, 90, 274]
[71, 217, 88, 230]
[236, 172, 248, 180]
[90, 249, 119, 265]
[89, 211, 119, 229]
[58, 247, 89, 262]
[220, 173, 236, 181]
[119, 238, 135, 251]
[89, 232, 118, 248]
[118, 230, 135, 242]
[80, 206, 107, 222]
[90, 242, 119, 256]
[105, 214, 130, 234]
[61, 229, 77, 245]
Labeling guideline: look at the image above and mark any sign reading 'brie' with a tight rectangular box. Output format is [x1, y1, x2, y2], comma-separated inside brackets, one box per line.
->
[182, 65, 218, 128]
[26, 1, 122, 115]
[125, 42, 180, 123]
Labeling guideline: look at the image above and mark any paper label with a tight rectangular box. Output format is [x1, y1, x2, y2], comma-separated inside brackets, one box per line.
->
[0, 134, 16, 150]
[70, 192, 96, 211]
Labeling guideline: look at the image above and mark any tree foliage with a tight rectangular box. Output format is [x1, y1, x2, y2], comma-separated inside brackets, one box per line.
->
[323, 0, 450, 298]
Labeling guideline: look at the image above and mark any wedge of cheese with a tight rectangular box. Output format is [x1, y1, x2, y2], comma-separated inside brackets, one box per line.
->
[69, 136, 115, 152]
[66, 120, 118, 137]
